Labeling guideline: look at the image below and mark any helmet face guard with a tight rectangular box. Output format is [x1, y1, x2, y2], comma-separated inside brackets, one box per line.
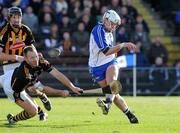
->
[8, 7, 22, 28]
[103, 10, 121, 32]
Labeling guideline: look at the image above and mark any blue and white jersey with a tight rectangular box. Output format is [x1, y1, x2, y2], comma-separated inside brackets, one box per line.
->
[88, 23, 115, 67]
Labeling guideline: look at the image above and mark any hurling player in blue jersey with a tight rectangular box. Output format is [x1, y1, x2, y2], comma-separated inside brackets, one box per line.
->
[88, 10, 138, 123]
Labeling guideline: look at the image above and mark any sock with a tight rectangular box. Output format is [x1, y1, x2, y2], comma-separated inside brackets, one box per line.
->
[38, 106, 44, 115]
[124, 108, 134, 119]
[13, 110, 31, 122]
[38, 93, 45, 99]
[105, 94, 115, 102]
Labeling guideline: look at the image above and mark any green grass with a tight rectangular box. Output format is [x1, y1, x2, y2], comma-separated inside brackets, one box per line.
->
[0, 97, 180, 133]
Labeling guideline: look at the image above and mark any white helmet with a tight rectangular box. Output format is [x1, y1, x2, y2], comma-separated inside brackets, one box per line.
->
[103, 10, 121, 25]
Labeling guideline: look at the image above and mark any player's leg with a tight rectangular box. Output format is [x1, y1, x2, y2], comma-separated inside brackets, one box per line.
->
[33, 81, 52, 111]
[106, 65, 139, 123]
[28, 95, 48, 121]
[105, 64, 119, 103]
[90, 63, 117, 115]
[114, 94, 138, 123]
[96, 64, 119, 115]
[6, 91, 38, 124]
[96, 79, 111, 115]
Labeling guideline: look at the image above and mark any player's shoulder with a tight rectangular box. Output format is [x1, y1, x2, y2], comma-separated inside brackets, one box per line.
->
[21, 24, 32, 32]
[15, 61, 29, 75]
[92, 22, 104, 33]
[0, 20, 9, 33]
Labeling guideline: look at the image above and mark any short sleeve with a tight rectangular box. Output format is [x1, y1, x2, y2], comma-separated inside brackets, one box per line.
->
[92, 24, 110, 54]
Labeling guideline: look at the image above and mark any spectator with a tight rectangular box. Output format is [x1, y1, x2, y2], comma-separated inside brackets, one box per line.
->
[116, 26, 130, 43]
[55, 0, 68, 15]
[108, 0, 122, 14]
[120, 6, 134, 33]
[80, 14, 93, 32]
[22, 6, 39, 37]
[18, 0, 30, 11]
[59, 15, 72, 39]
[148, 37, 168, 65]
[91, 0, 101, 16]
[131, 23, 150, 50]
[149, 57, 169, 92]
[125, 0, 138, 20]
[83, 0, 93, 8]
[72, 22, 89, 53]
[43, 23, 60, 50]
[135, 41, 149, 67]
[67, 0, 82, 22]
[54, 0, 68, 23]
[0, 7, 8, 25]
[61, 31, 73, 52]
[29, 0, 42, 15]
[39, 13, 54, 39]
[149, 57, 169, 91]
[134, 14, 150, 34]
[91, 0, 101, 23]
[38, 3, 56, 24]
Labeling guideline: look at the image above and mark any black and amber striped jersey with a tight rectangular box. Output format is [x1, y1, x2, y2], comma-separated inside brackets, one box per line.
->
[11, 58, 53, 93]
[0, 22, 35, 63]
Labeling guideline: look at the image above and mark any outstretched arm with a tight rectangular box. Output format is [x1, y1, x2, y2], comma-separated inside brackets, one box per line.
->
[0, 48, 24, 62]
[104, 42, 137, 56]
[49, 67, 83, 94]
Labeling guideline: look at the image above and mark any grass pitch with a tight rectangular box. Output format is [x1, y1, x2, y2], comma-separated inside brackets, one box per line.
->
[0, 96, 180, 133]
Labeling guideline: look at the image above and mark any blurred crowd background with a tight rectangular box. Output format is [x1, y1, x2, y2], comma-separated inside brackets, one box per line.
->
[0, 0, 179, 67]
[0, 0, 179, 95]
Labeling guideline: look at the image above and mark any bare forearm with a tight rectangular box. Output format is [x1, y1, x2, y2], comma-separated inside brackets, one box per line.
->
[0, 52, 17, 62]
[105, 43, 125, 56]
[105, 42, 136, 56]
[50, 68, 75, 90]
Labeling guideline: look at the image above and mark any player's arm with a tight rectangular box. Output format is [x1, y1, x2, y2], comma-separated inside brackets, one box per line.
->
[92, 25, 136, 56]
[0, 47, 24, 62]
[104, 42, 137, 56]
[0, 24, 24, 62]
[49, 67, 83, 94]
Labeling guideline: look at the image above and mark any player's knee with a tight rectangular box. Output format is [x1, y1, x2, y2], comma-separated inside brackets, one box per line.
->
[27, 106, 38, 117]
[102, 80, 122, 94]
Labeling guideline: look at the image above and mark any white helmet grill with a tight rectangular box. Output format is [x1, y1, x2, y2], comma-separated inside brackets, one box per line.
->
[103, 10, 121, 25]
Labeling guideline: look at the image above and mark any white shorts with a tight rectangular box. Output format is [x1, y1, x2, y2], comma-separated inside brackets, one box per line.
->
[1, 62, 44, 91]
[2, 70, 31, 102]
[3, 62, 20, 73]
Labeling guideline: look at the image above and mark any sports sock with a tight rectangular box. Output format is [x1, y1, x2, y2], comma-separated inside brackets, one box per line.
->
[38, 106, 44, 115]
[105, 94, 115, 102]
[13, 110, 31, 122]
[38, 93, 45, 99]
[123, 108, 134, 119]
[105, 94, 114, 107]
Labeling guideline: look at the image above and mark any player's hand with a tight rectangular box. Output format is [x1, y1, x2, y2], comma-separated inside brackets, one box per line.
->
[71, 86, 83, 95]
[124, 42, 137, 51]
